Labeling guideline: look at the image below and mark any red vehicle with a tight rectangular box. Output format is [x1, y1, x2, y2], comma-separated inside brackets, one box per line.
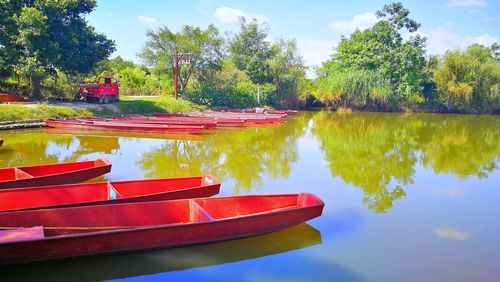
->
[76, 77, 119, 104]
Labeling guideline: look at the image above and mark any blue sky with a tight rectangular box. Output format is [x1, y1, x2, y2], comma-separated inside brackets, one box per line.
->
[87, 0, 499, 70]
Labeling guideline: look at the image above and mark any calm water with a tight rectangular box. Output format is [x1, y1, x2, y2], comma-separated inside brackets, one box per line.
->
[1, 111, 499, 282]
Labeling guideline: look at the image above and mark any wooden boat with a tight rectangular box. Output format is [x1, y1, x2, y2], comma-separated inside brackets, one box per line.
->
[0, 193, 324, 264]
[0, 94, 26, 103]
[0, 159, 111, 189]
[0, 175, 220, 212]
[84, 117, 218, 128]
[45, 119, 206, 134]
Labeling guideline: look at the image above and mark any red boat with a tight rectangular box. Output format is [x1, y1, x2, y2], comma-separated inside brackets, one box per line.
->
[85, 117, 218, 128]
[45, 119, 206, 134]
[0, 193, 324, 264]
[0, 175, 220, 212]
[0, 159, 111, 189]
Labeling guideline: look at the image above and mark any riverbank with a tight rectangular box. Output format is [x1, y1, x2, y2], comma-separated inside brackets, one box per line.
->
[0, 96, 201, 129]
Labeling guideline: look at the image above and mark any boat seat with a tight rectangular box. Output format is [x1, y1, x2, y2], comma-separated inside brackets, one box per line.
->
[189, 200, 215, 223]
[15, 168, 34, 180]
[107, 183, 123, 200]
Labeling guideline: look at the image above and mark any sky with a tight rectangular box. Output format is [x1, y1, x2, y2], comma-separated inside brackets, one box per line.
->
[87, 0, 499, 74]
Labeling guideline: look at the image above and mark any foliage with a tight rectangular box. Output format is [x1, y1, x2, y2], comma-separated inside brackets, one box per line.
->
[140, 25, 224, 95]
[1, 0, 115, 98]
[433, 44, 500, 113]
[316, 2, 426, 110]
[115, 96, 197, 114]
[228, 18, 274, 84]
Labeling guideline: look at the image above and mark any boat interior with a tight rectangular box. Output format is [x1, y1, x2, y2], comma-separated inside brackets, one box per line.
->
[0, 176, 217, 212]
[0, 193, 321, 241]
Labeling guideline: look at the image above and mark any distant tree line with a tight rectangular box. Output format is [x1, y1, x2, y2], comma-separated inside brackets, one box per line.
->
[0, 1, 498, 113]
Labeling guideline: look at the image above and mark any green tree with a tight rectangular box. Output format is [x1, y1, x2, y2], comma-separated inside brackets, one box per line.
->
[433, 44, 500, 113]
[268, 39, 307, 107]
[140, 24, 224, 96]
[318, 2, 426, 109]
[228, 18, 274, 84]
[5, 0, 115, 98]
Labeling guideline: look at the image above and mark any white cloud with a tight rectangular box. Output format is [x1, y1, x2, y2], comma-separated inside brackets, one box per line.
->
[433, 228, 471, 240]
[213, 6, 269, 24]
[445, 0, 487, 7]
[328, 12, 378, 34]
[425, 22, 497, 54]
[138, 15, 158, 24]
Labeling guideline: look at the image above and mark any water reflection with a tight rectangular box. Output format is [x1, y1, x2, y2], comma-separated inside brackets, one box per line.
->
[2, 223, 321, 282]
[138, 115, 309, 193]
[312, 111, 500, 212]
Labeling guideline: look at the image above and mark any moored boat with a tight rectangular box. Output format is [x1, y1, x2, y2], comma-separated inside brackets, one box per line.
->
[45, 119, 206, 134]
[0, 158, 111, 189]
[82, 117, 218, 128]
[0, 175, 220, 212]
[0, 193, 324, 264]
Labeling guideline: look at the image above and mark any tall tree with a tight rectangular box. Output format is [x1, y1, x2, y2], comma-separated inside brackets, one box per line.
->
[321, 2, 427, 108]
[140, 24, 224, 95]
[2, 0, 115, 98]
[268, 39, 306, 106]
[228, 18, 274, 84]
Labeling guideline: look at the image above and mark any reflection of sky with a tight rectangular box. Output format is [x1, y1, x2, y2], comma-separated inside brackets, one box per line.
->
[2, 112, 500, 282]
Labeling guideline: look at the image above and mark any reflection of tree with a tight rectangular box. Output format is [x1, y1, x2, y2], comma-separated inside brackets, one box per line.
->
[0, 130, 74, 167]
[138, 116, 309, 193]
[313, 111, 500, 213]
[416, 115, 500, 178]
[313, 112, 416, 213]
[65, 136, 120, 161]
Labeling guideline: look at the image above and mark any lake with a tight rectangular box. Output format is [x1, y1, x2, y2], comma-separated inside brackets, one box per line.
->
[1, 111, 499, 282]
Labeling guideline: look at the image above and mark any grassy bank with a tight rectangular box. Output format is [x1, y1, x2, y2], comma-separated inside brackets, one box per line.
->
[115, 96, 201, 115]
[0, 104, 92, 122]
[0, 96, 200, 123]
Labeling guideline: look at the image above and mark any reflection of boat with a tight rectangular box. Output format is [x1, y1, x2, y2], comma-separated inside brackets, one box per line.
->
[45, 128, 203, 141]
[0, 175, 220, 212]
[0, 159, 111, 189]
[45, 119, 206, 134]
[1, 223, 321, 281]
[0, 193, 324, 264]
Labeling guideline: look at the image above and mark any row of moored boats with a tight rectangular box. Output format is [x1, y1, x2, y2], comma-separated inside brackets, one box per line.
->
[45, 110, 297, 134]
[0, 157, 323, 264]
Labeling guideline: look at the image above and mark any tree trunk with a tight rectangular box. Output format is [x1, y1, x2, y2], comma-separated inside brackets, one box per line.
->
[30, 75, 43, 100]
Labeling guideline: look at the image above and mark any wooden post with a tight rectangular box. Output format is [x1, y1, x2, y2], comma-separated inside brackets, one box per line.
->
[174, 52, 179, 100]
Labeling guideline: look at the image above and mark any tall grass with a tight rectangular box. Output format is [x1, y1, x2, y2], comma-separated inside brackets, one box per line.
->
[116, 96, 199, 114]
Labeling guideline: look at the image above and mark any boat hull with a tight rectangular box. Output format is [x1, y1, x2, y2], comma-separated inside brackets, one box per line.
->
[0, 193, 324, 264]
[0, 159, 111, 189]
[45, 119, 206, 134]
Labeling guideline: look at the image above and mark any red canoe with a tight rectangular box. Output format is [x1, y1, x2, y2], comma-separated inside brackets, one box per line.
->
[84, 117, 218, 128]
[0, 193, 324, 264]
[0, 175, 220, 212]
[45, 119, 206, 134]
[0, 159, 111, 189]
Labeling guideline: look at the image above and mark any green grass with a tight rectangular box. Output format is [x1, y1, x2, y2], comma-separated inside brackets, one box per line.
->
[115, 96, 201, 114]
[0, 104, 92, 122]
